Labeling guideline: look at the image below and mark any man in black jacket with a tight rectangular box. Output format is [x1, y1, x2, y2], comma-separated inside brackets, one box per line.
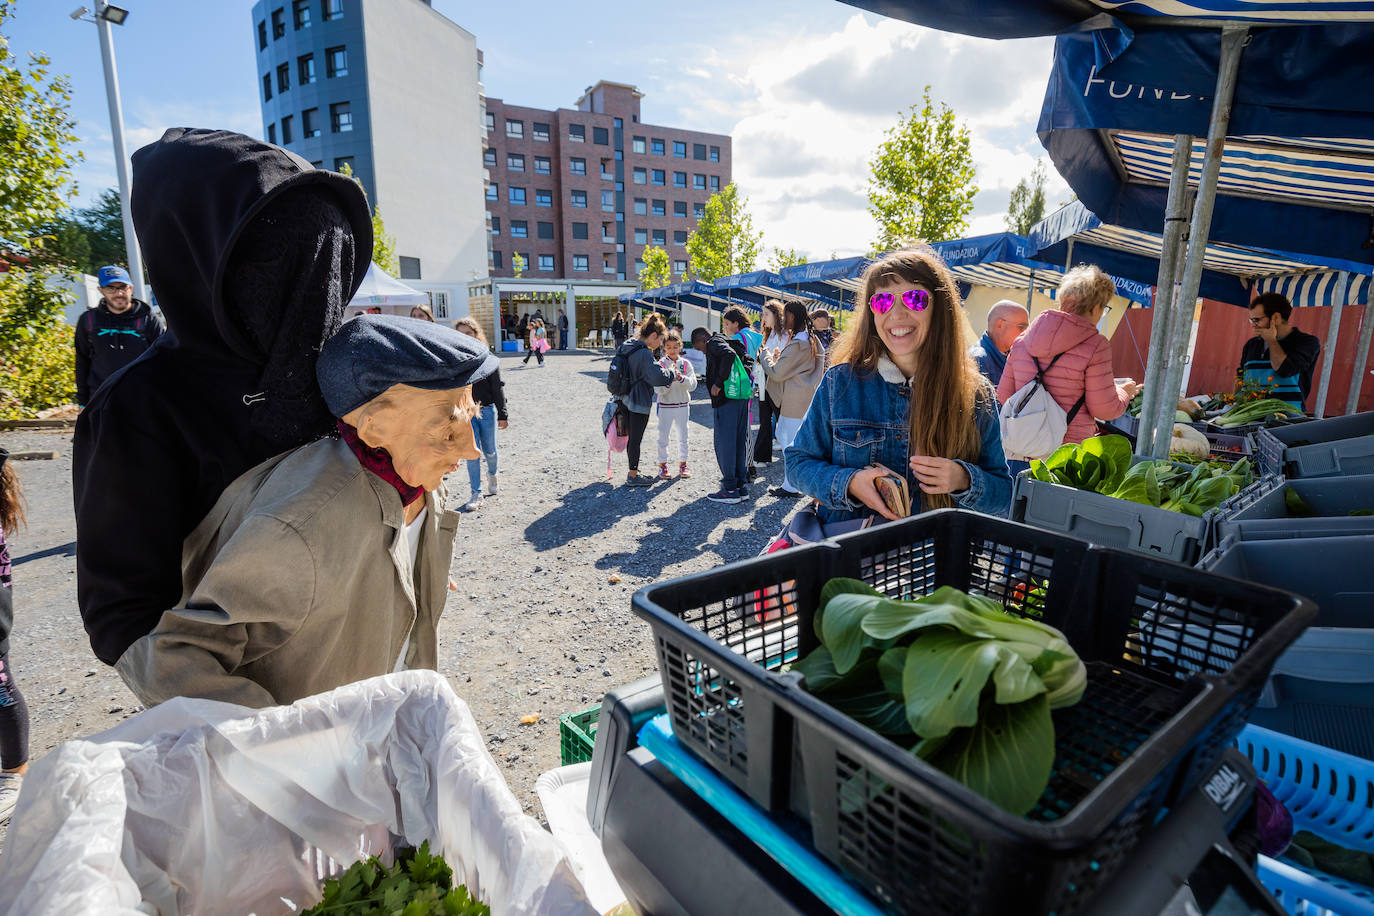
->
[73, 265, 164, 406]
[704, 306, 754, 504]
[73, 128, 373, 667]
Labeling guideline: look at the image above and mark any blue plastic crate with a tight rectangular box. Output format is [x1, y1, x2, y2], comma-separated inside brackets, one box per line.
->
[1258, 855, 1374, 916]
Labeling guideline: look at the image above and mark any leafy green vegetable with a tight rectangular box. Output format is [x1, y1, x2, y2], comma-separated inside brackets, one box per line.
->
[1351, 509, 1374, 517]
[796, 578, 1087, 815]
[302, 841, 488, 916]
[1210, 398, 1305, 428]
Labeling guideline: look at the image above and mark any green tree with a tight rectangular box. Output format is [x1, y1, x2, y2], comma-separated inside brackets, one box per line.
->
[638, 245, 671, 290]
[866, 86, 977, 248]
[511, 252, 525, 278]
[1005, 160, 1048, 237]
[0, 270, 76, 418]
[768, 247, 807, 271]
[685, 183, 763, 282]
[336, 162, 398, 273]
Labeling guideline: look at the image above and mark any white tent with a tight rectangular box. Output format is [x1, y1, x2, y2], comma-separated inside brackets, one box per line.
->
[348, 263, 429, 310]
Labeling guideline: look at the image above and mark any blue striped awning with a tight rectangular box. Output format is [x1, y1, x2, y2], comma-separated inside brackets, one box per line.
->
[1254, 270, 1372, 307]
[1090, 1, 1374, 21]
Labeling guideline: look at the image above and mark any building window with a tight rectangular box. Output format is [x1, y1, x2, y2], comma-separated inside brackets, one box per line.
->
[538, 255, 555, 271]
[257, 21, 267, 50]
[674, 230, 688, 246]
[507, 153, 525, 171]
[484, 111, 495, 131]
[633, 198, 647, 215]
[262, 73, 272, 102]
[570, 190, 587, 208]
[334, 155, 353, 172]
[267, 122, 277, 144]
[673, 140, 686, 158]
[601, 159, 613, 180]
[693, 143, 707, 160]
[601, 190, 615, 211]
[525, 156, 545, 175]
[593, 126, 609, 145]
[634, 258, 644, 273]
[632, 167, 646, 185]
[673, 200, 687, 218]
[329, 101, 352, 133]
[603, 255, 615, 274]
[483, 148, 496, 168]
[277, 63, 290, 93]
[572, 222, 588, 240]
[710, 175, 721, 191]
[490, 216, 501, 235]
[671, 171, 685, 188]
[632, 136, 646, 154]
[601, 222, 615, 241]
[651, 169, 665, 186]
[651, 138, 665, 156]
[326, 46, 347, 78]
[573, 255, 589, 272]
[298, 54, 315, 84]
[652, 229, 666, 246]
[322, 0, 343, 21]
[533, 122, 550, 141]
[537, 221, 554, 240]
[674, 259, 688, 274]
[486, 183, 497, 201]
[271, 7, 285, 38]
[652, 199, 666, 216]
[615, 117, 623, 128]
[694, 202, 705, 219]
[280, 114, 294, 144]
[510, 220, 527, 238]
[690, 173, 704, 190]
[568, 124, 585, 142]
[633, 228, 647, 245]
[709, 145, 720, 162]
[398, 256, 421, 280]
[491, 250, 503, 269]
[505, 119, 523, 139]
[535, 189, 552, 207]
[509, 187, 526, 205]
[293, 0, 311, 28]
[569, 157, 586, 175]
[302, 108, 319, 138]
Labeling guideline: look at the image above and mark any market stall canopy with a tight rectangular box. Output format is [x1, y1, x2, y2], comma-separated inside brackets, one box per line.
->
[1037, 24, 1374, 266]
[710, 269, 847, 311]
[348, 263, 429, 308]
[1029, 201, 1374, 307]
[777, 257, 875, 309]
[926, 231, 1156, 306]
[619, 280, 718, 311]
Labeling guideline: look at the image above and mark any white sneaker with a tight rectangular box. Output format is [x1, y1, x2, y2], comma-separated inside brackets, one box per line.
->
[462, 495, 482, 512]
[0, 772, 22, 825]
[486, 471, 498, 495]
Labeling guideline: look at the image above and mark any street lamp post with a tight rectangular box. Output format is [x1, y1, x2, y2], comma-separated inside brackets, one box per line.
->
[73, 3, 147, 304]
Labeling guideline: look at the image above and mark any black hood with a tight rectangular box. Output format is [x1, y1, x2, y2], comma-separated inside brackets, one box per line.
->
[130, 128, 372, 362]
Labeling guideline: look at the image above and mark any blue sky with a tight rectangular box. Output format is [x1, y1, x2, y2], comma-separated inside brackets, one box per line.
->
[7, 0, 1064, 259]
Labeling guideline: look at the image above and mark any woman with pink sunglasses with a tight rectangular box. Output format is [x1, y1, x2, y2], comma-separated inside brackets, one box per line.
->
[786, 247, 1012, 524]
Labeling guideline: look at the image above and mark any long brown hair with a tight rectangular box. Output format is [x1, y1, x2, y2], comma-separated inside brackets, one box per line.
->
[0, 453, 25, 535]
[453, 316, 488, 346]
[760, 299, 784, 338]
[782, 300, 819, 362]
[830, 247, 986, 510]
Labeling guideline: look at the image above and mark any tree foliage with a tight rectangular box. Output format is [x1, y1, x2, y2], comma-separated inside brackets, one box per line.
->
[685, 183, 763, 282]
[337, 162, 398, 273]
[867, 86, 977, 248]
[638, 245, 671, 290]
[0, 269, 76, 418]
[510, 252, 525, 278]
[768, 248, 808, 271]
[36, 188, 126, 275]
[1005, 161, 1049, 237]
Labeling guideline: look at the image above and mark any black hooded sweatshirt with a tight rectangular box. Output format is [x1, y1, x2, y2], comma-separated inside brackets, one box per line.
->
[73, 298, 164, 404]
[73, 128, 373, 666]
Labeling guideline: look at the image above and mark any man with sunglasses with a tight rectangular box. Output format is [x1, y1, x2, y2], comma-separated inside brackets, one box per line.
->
[1237, 293, 1320, 410]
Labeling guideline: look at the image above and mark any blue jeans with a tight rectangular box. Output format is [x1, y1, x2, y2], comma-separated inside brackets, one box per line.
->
[713, 398, 750, 492]
[466, 405, 499, 497]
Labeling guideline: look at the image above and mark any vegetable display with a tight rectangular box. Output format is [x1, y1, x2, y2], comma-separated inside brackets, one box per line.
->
[1209, 398, 1305, 428]
[1030, 435, 1253, 516]
[1168, 423, 1210, 459]
[794, 578, 1087, 816]
[303, 841, 488, 916]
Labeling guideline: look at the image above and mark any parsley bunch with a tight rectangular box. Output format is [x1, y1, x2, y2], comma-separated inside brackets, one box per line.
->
[302, 840, 489, 916]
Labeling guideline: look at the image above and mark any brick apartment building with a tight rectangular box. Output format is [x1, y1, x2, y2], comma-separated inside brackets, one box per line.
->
[482, 80, 732, 283]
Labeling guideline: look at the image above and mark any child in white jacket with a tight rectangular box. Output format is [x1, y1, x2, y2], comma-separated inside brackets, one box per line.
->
[654, 329, 698, 478]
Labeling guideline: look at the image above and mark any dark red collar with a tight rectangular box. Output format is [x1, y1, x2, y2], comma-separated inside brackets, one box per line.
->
[336, 420, 425, 507]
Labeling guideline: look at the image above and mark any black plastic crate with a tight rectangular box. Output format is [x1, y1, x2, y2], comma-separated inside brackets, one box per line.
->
[633, 510, 1314, 916]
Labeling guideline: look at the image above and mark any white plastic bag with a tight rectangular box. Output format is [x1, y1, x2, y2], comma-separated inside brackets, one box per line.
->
[0, 670, 597, 916]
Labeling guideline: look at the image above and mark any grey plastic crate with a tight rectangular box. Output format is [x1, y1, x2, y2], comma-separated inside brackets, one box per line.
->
[1198, 534, 1374, 629]
[1214, 474, 1374, 543]
[1010, 457, 1213, 564]
[1254, 410, 1374, 478]
[1247, 627, 1374, 759]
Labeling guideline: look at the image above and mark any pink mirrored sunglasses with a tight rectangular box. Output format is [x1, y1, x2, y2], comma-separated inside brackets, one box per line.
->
[869, 288, 930, 313]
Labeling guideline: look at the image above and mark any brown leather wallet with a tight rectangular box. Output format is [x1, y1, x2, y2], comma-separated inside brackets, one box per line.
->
[869, 465, 912, 518]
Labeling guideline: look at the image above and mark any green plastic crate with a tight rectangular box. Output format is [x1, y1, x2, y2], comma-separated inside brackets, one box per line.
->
[559, 704, 600, 765]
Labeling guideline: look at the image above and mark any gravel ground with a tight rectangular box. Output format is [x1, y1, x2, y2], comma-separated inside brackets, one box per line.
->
[0, 350, 803, 852]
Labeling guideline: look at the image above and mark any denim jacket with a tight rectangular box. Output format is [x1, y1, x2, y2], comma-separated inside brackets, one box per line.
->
[785, 359, 1013, 523]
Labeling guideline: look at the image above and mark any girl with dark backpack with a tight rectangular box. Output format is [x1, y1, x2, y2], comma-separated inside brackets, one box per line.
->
[610, 315, 676, 486]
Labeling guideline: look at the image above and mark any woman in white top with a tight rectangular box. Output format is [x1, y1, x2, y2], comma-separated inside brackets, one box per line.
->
[761, 300, 825, 496]
[752, 299, 788, 467]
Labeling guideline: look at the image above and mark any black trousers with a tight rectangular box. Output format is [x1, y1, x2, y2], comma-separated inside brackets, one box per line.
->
[754, 394, 778, 463]
[623, 408, 651, 472]
[0, 650, 28, 770]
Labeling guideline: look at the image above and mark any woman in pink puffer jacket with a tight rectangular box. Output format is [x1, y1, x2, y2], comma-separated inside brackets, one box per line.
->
[997, 265, 1142, 446]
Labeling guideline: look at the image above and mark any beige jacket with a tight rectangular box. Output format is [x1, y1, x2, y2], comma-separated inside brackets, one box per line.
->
[761, 333, 826, 419]
[117, 437, 460, 709]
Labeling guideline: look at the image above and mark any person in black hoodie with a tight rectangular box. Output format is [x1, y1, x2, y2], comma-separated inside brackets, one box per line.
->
[73, 128, 372, 667]
[704, 306, 755, 504]
[73, 265, 164, 406]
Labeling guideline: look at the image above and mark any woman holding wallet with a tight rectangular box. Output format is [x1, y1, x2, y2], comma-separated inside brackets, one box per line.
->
[786, 246, 1012, 525]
